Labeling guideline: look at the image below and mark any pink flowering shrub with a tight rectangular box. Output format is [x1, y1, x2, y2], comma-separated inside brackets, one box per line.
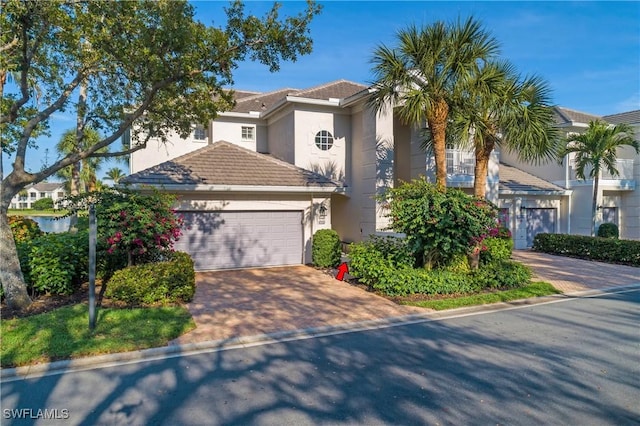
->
[63, 188, 184, 269]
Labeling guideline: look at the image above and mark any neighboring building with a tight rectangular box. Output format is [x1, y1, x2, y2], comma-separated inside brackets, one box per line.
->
[9, 182, 66, 209]
[126, 80, 640, 269]
[502, 107, 640, 243]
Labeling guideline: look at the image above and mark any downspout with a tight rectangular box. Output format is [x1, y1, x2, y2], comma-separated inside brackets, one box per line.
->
[565, 155, 571, 235]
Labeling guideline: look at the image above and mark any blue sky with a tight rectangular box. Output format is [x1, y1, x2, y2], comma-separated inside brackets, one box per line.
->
[4, 1, 639, 180]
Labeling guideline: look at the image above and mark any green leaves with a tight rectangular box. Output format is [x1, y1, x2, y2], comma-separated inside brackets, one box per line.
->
[379, 177, 498, 268]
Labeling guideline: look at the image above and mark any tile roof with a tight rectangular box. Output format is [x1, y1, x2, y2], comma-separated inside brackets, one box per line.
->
[31, 182, 64, 192]
[229, 80, 367, 113]
[553, 106, 602, 126]
[122, 141, 343, 189]
[603, 110, 640, 125]
[499, 163, 566, 193]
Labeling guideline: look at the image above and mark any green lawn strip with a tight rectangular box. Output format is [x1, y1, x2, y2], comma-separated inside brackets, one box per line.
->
[8, 209, 68, 217]
[1, 304, 195, 368]
[399, 281, 561, 311]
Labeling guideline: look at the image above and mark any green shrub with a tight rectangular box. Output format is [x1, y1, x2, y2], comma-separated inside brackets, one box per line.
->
[312, 229, 341, 268]
[27, 231, 89, 295]
[32, 197, 54, 210]
[533, 233, 640, 266]
[480, 237, 514, 265]
[372, 267, 481, 296]
[105, 251, 195, 305]
[597, 223, 619, 239]
[442, 253, 471, 273]
[348, 237, 414, 285]
[8, 216, 43, 243]
[472, 260, 531, 289]
[379, 177, 498, 268]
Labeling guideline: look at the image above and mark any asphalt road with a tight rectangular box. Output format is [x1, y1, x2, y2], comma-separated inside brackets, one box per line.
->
[2, 289, 639, 425]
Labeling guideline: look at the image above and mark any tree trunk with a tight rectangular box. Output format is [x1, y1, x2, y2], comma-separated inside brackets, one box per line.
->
[429, 99, 450, 189]
[0, 193, 32, 310]
[473, 142, 494, 198]
[591, 175, 599, 237]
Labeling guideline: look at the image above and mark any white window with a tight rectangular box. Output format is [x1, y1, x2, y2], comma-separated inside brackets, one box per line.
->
[315, 130, 334, 151]
[241, 126, 255, 141]
[193, 124, 206, 141]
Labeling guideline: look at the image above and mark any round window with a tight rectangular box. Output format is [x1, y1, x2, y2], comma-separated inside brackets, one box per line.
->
[315, 130, 334, 151]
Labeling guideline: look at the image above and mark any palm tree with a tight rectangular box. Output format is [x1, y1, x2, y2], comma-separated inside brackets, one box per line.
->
[55, 128, 106, 193]
[449, 60, 559, 198]
[560, 120, 638, 236]
[105, 167, 126, 185]
[368, 17, 500, 188]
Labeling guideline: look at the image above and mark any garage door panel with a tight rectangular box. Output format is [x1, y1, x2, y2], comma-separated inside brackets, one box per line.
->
[526, 208, 556, 247]
[175, 211, 303, 270]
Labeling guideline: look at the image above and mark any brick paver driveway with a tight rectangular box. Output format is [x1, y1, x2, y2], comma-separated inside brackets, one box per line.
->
[171, 266, 424, 345]
[512, 250, 640, 293]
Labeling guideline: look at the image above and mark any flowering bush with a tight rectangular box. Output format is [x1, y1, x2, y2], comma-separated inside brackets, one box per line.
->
[63, 188, 185, 268]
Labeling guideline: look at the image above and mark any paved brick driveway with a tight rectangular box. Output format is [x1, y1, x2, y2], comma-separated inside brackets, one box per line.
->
[171, 266, 424, 345]
[511, 250, 639, 293]
[172, 251, 639, 346]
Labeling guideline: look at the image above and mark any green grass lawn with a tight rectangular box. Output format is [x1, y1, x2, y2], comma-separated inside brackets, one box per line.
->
[1, 304, 195, 368]
[8, 209, 68, 217]
[398, 282, 561, 311]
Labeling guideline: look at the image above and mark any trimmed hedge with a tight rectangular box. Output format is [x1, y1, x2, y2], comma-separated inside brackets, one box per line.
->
[105, 251, 196, 305]
[472, 260, 531, 289]
[312, 229, 341, 268]
[533, 233, 640, 266]
[597, 223, 619, 239]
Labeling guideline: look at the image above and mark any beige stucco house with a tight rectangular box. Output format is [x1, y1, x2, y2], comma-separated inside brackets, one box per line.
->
[125, 80, 640, 269]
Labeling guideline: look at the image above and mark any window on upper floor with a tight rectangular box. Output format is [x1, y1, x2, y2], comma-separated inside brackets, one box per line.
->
[193, 124, 206, 141]
[241, 126, 255, 141]
[40, 192, 46, 198]
[57, 192, 64, 198]
[30, 193, 36, 199]
[315, 130, 334, 151]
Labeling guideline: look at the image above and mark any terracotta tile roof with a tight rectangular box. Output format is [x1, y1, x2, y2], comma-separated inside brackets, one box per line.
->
[603, 110, 640, 125]
[553, 106, 602, 126]
[229, 80, 367, 113]
[122, 141, 343, 189]
[499, 163, 566, 193]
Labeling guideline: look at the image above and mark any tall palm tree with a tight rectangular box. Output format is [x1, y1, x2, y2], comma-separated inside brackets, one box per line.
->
[105, 167, 125, 185]
[368, 17, 500, 188]
[449, 60, 559, 198]
[55, 127, 106, 193]
[560, 120, 638, 236]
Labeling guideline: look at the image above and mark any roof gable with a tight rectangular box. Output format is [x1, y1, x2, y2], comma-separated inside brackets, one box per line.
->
[554, 106, 602, 126]
[122, 141, 342, 189]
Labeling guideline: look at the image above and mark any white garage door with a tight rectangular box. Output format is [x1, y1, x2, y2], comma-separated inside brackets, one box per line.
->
[174, 211, 303, 270]
[526, 208, 557, 247]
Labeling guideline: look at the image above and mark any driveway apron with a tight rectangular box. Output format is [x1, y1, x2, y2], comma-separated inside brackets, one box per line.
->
[511, 250, 639, 293]
[171, 266, 424, 345]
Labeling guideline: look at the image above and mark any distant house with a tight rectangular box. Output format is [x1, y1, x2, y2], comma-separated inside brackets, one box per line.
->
[10, 182, 67, 209]
[124, 80, 640, 270]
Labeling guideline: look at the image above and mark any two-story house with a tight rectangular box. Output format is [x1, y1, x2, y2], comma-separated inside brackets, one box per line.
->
[9, 182, 66, 210]
[502, 107, 640, 243]
[127, 79, 596, 269]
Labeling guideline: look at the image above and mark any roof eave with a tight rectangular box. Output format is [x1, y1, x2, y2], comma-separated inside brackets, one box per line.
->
[499, 189, 572, 196]
[122, 183, 347, 194]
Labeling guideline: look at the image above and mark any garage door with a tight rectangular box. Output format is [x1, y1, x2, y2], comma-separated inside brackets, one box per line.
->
[526, 208, 557, 247]
[174, 211, 303, 270]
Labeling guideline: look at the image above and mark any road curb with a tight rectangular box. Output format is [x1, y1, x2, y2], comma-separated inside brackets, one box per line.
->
[3, 283, 639, 381]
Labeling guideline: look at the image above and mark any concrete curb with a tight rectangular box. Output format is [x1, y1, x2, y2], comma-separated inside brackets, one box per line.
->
[3, 283, 639, 382]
